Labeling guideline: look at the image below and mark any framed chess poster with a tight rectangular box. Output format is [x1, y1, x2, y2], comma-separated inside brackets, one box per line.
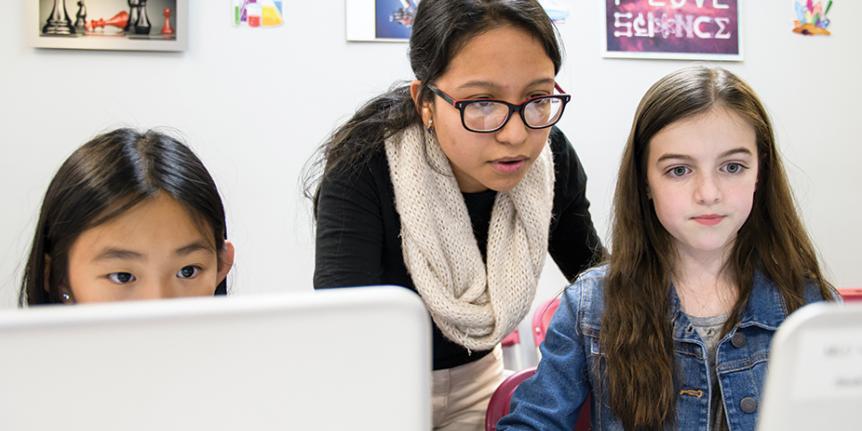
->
[30, 0, 187, 51]
[603, 0, 742, 61]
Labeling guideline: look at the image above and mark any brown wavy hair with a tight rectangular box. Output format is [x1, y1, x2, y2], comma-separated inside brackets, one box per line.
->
[601, 66, 834, 429]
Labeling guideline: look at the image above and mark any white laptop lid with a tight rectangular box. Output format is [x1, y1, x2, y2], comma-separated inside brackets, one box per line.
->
[758, 302, 862, 431]
[0, 286, 431, 431]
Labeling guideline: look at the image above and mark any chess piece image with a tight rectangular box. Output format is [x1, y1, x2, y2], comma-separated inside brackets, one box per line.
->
[42, 0, 75, 35]
[124, 0, 140, 33]
[74, 1, 87, 34]
[88, 11, 129, 33]
[134, 0, 152, 35]
[161, 8, 174, 36]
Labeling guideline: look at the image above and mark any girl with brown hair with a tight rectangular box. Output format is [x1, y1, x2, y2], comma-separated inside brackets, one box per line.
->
[498, 66, 837, 431]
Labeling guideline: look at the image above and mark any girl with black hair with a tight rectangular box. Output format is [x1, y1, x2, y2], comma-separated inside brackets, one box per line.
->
[20, 128, 234, 306]
[307, 1, 603, 429]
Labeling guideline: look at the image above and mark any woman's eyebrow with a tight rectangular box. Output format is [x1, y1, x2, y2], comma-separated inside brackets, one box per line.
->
[457, 80, 499, 91]
[457, 77, 555, 91]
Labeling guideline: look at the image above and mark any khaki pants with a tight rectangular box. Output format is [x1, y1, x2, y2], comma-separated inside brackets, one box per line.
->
[432, 346, 506, 431]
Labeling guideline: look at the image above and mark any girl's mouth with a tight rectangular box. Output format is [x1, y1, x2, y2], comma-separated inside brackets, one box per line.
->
[692, 214, 725, 226]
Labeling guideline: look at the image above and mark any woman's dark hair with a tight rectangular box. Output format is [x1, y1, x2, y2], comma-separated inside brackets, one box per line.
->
[303, 0, 562, 208]
[19, 128, 229, 306]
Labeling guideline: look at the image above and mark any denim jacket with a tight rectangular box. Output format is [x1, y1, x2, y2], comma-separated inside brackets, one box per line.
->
[498, 265, 832, 431]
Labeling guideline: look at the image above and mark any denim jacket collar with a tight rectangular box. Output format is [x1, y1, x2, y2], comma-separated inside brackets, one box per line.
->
[670, 270, 787, 341]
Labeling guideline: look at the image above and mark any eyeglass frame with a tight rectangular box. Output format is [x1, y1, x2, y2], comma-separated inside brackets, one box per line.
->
[424, 83, 572, 133]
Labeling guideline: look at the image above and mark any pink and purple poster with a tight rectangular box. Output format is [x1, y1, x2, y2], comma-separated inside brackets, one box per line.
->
[605, 0, 741, 61]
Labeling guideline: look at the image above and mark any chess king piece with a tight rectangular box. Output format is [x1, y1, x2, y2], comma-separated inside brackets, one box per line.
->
[161, 8, 174, 36]
[134, 0, 152, 35]
[88, 11, 129, 32]
[42, 0, 75, 35]
[74, 1, 87, 34]
[124, 0, 139, 33]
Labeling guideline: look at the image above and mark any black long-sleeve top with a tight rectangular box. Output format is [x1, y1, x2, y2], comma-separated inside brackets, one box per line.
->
[313, 127, 604, 370]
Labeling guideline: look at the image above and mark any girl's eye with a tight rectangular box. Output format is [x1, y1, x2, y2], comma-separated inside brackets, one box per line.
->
[107, 272, 136, 284]
[177, 266, 201, 279]
[667, 166, 691, 177]
[722, 162, 746, 174]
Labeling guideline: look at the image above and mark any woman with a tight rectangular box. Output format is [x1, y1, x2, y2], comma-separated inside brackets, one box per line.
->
[307, 1, 603, 429]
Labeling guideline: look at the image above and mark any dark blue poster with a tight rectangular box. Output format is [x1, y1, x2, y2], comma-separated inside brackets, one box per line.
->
[375, 0, 419, 39]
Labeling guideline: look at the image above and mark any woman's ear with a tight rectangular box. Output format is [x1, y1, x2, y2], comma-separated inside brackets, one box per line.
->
[409, 80, 433, 127]
[217, 240, 235, 285]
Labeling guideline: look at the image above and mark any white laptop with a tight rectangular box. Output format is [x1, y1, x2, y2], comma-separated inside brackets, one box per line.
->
[758, 301, 862, 431]
[0, 286, 431, 431]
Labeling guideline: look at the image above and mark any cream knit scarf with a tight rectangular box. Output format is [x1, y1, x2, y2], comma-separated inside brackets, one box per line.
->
[385, 124, 555, 351]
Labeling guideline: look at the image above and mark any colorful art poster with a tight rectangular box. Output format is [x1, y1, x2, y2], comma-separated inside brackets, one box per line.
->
[233, 0, 284, 28]
[604, 0, 742, 61]
[793, 0, 833, 36]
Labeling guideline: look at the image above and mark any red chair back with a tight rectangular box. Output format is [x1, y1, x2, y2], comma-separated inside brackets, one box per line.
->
[839, 288, 862, 302]
[500, 329, 523, 370]
[501, 329, 521, 347]
[485, 368, 536, 431]
[532, 297, 560, 348]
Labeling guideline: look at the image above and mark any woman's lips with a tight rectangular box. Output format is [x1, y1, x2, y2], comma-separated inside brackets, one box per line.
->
[490, 157, 528, 174]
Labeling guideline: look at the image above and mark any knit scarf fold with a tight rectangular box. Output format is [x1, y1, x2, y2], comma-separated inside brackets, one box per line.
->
[385, 124, 555, 351]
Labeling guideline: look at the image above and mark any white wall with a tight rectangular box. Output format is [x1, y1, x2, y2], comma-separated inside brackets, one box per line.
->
[2, 1, 860, 363]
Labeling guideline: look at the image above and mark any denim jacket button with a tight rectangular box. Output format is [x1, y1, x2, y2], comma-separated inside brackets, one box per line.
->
[740, 396, 758, 413]
[731, 332, 746, 348]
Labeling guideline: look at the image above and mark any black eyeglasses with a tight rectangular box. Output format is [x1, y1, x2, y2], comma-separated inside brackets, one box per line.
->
[425, 83, 571, 133]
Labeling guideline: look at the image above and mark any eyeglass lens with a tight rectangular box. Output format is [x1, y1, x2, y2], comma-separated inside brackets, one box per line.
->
[462, 97, 564, 132]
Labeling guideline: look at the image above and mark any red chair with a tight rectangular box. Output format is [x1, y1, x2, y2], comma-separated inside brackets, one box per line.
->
[501, 330, 521, 347]
[500, 329, 523, 370]
[532, 297, 560, 356]
[839, 288, 862, 302]
[484, 366, 591, 430]
[485, 367, 536, 431]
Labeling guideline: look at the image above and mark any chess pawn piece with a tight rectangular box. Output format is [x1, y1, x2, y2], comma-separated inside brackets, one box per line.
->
[124, 0, 140, 33]
[88, 11, 129, 32]
[42, 0, 75, 35]
[74, 1, 87, 34]
[161, 8, 174, 36]
[134, 0, 152, 35]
